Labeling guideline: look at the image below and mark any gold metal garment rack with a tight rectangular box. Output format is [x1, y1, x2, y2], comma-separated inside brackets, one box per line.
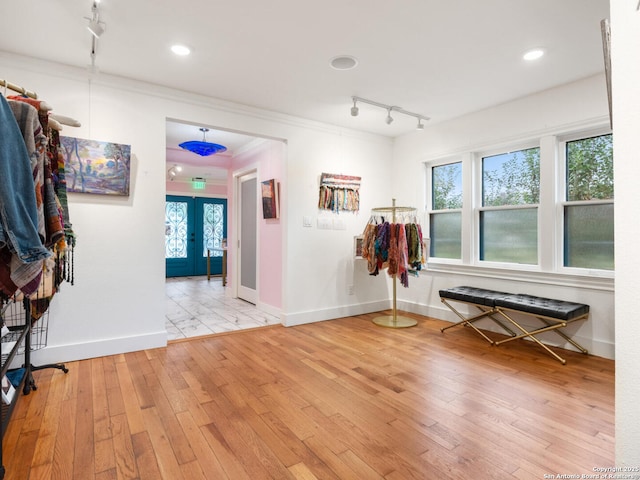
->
[0, 78, 38, 99]
[371, 199, 418, 328]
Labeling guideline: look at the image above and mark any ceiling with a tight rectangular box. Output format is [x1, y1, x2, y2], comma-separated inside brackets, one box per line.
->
[0, 1, 610, 180]
[165, 120, 268, 184]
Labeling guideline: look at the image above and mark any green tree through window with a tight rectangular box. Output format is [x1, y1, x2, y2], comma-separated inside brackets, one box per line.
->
[567, 134, 613, 201]
[565, 133, 614, 270]
[431, 162, 462, 259]
[433, 163, 463, 210]
[483, 148, 540, 207]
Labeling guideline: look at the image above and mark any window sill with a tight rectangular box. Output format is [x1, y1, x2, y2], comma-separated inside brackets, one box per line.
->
[426, 260, 614, 292]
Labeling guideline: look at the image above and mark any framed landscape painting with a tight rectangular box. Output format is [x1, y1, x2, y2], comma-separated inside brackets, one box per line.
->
[59, 136, 131, 196]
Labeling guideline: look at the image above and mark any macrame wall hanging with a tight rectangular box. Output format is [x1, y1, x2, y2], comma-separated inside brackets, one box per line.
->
[318, 172, 361, 213]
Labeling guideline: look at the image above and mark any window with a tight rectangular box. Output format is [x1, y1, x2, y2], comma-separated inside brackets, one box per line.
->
[564, 134, 614, 270]
[426, 129, 613, 276]
[430, 162, 462, 259]
[480, 147, 540, 264]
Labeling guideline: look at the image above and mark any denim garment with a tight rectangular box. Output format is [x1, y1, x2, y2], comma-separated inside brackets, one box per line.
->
[0, 94, 51, 263]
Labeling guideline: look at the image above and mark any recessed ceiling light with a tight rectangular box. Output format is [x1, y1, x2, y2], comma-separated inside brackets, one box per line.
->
[330, 55, 358, 70]
[171, 45, 191, 56]
[523, 48, 545, 61]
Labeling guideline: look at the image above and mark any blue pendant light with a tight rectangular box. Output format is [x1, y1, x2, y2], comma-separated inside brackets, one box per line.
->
[179, 127, 227, 156]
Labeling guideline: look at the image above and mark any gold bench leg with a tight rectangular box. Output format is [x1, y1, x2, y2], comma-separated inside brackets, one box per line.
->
[493, 309, 568, 364]
[481, 308, 518, 337]
[536, 317, 589, 354]
[440, 299, 497, 345]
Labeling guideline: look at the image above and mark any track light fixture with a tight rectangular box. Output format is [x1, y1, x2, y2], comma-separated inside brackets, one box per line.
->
[86, 1, 106, 38]
[385, 108, 394, 125]
[167, 165, 183, 180]
[88, 19, 104, 38]
[350, 96, 429, 130]
[350, 98, 359, 117]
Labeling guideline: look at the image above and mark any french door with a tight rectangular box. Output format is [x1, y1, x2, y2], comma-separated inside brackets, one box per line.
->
[165, 195, 227, 277]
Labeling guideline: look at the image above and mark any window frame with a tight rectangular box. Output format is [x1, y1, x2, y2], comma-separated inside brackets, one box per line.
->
[556, 128, 614, 275]
[425, 157, 465, 264]
[474, 141, 541, 270]
[424, 125, 613, 285]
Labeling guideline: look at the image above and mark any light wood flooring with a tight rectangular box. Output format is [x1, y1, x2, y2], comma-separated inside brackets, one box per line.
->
[2, 312, 614, 479]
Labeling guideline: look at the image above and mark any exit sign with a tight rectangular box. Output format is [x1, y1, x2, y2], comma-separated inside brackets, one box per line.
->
[192, 177, 206, 189]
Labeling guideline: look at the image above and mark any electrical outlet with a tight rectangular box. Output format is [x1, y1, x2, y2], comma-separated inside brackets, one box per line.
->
[347, 285, 354, 295]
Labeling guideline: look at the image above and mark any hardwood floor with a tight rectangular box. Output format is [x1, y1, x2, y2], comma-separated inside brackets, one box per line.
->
[2, 312, 614, 479]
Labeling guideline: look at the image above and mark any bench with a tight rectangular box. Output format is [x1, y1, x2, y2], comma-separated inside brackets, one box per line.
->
[439, 286, 589, 364]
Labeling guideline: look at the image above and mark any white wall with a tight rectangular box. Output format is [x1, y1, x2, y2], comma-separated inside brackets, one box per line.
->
[282, 128, 394, 324]
[1, 52, 393, 364]
[390, 74, 615, 359]
[612, 0, 640, 466]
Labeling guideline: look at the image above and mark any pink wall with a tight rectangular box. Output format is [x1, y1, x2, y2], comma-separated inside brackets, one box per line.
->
[227, 140, 284, 310]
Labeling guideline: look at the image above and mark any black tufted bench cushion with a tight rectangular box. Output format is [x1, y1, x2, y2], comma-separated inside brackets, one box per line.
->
[439, 286, 510, 307]
[439, 286, 590, 364]
[495, 294, 589, 321]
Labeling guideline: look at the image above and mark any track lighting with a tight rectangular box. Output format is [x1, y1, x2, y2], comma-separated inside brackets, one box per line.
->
[350, 98, 359, 117]
[350, 96, 429, 130]
[385, 108, 394, 125]
[167, 165, 183, 180]
[86, 1, 106, 38]
[87, 20, 104, 38]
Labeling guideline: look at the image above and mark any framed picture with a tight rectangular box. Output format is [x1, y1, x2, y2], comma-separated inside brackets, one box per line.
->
[261, 179, 279, 219]
[2, 375, 16, 405]
[59, 136, 132, 196]
[354, 235, 364, 259]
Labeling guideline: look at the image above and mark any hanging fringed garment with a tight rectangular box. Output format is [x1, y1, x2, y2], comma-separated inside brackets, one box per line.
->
[360, 221, 423, 287]
[0, 94, 77, 317]
[318, 185, 360, 213]
[397, 224, 409, 287]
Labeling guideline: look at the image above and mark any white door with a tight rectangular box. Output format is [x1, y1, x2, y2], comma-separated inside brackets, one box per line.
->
[238, 172, 258, 304]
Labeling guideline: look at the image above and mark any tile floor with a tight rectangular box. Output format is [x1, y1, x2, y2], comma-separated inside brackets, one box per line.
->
[165, 276, 281, 340]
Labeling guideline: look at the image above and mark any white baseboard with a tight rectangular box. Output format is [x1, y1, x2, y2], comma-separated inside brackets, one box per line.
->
[282, 300, 391, 326]
[29, 301, 612, 363]
[28, 331, 168, 365]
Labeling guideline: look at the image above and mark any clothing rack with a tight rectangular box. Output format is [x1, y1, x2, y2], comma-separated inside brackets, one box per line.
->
[0, 79, 71, 373]
[370, 199, 418, 328]
[1, 78, 80, 128]
[0, 79, 38, 99]
[0, 79, 79, 480]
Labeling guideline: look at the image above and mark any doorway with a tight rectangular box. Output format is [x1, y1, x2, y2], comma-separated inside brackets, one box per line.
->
[165, 195, 227, 277]
[165, 120, 285, 320]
